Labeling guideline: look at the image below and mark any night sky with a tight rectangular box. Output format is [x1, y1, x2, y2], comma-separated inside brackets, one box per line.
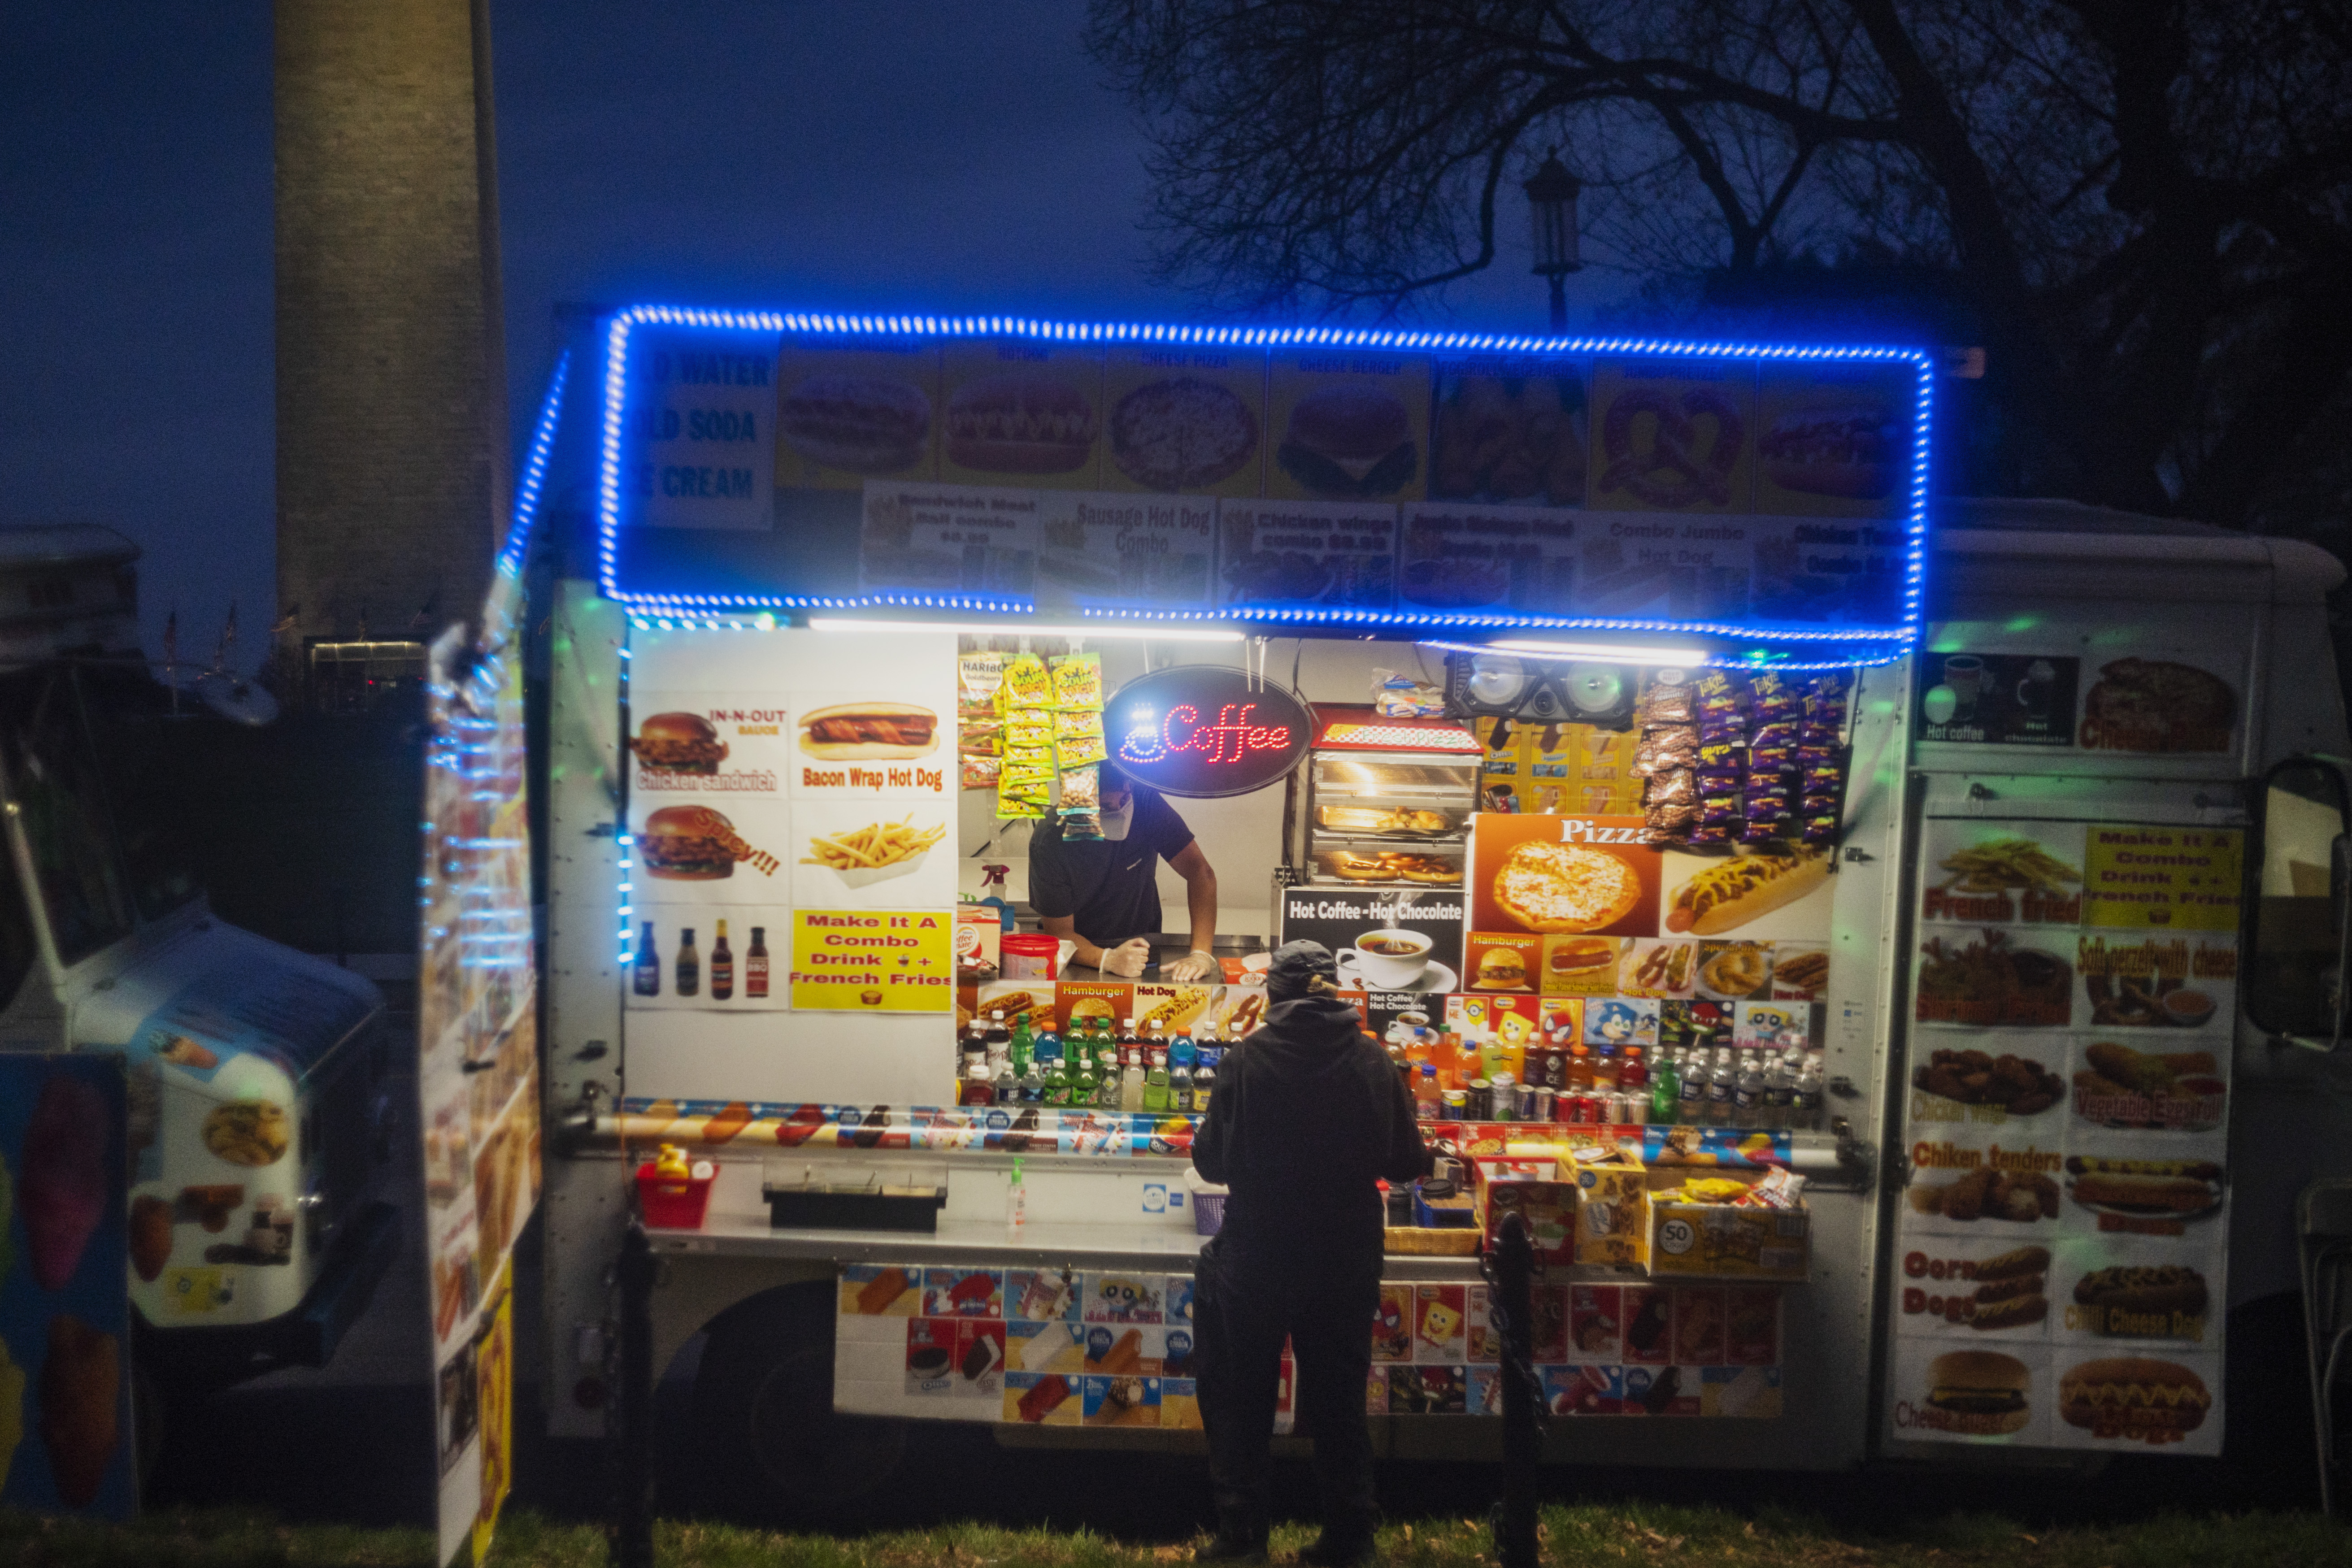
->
[2, 2, 1567, 671]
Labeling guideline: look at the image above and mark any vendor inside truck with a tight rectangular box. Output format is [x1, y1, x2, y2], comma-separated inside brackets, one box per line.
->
[1028, 760, 1222, 980]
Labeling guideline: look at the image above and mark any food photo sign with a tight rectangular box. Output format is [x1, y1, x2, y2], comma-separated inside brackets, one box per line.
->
[1887, 810, 2238, 1458]
[597, 309, 1932, 664]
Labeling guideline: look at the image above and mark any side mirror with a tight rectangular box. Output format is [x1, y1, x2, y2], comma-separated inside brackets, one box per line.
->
[2249, 755, 2352, 1049]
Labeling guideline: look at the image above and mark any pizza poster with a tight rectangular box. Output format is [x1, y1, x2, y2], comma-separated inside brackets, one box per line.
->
[1097, 344, 1267, 498]
[1467, 814, 1659, 940]
[1892, 810, 2230, 1456]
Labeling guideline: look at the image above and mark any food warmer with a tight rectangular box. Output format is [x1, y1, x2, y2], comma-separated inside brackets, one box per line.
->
[1289, 704, 1482, 885]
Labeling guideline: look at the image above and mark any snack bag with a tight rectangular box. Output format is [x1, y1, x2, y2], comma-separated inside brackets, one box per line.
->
[1001, 653, 1053, 710]
[1373, 669, 1447, 719]
[959, 651, 1006, 717]
[962, 753, 1002, 791]
[1060, 764, 1100, 812]
[1049, 651, 1103, 710]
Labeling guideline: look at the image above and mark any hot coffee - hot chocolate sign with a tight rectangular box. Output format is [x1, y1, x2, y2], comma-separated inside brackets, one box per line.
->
[1105, 666, 1312, 798]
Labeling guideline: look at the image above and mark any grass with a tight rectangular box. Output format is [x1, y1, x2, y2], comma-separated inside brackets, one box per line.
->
[0, 1505, 2345, 1568]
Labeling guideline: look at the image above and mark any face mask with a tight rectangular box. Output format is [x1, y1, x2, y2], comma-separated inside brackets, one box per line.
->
[1100, 797, 1135, 840]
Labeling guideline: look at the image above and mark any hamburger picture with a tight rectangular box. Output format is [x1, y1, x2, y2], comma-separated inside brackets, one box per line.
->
[628, 712, 729, 775]
[778, 373, 932, 475]
[1921, 1350, 2031, 1436]
[1473, 946, 1529, 992]
[798, 702, 939, 760]
[1277, 385, 1417, 499]
[638, 805, 748, 881]
[946, 372, 1098, 474]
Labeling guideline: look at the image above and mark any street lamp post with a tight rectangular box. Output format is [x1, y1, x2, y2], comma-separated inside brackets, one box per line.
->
[1523, 152, 1583, 334]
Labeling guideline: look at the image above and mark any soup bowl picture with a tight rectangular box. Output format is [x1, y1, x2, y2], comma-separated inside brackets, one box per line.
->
[1350, 929, 1433, 989]
[2162, 989, 2217, 1028]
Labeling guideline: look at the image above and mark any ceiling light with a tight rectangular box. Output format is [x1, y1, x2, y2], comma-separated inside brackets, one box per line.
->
[1483, 638, 1708, 665]
[808, 618, 1244, 641]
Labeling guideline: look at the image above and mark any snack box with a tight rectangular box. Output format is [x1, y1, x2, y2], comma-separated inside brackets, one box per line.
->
[1413, 1186, 1477, 1229]
[1646, 1201, 1810, 1281]
[1384, 1226, 1480, 1256]
[1571, 1150, 1650, 1268]
[1478, 1170, 1577, 1266]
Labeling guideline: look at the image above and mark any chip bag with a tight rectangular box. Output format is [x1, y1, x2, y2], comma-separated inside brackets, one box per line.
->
[1048, 651, 1102, 710]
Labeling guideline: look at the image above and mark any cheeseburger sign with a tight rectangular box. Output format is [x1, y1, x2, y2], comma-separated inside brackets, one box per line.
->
[1105, 666, 1312, 798]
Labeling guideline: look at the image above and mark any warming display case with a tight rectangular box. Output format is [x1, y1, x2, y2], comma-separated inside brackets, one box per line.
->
[1298, 704, 1482, 886]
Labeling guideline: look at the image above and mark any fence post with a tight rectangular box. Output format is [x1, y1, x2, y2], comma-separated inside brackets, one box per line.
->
[1494, 1211, 1538, 1568]
[613, 1220, 656, 1568]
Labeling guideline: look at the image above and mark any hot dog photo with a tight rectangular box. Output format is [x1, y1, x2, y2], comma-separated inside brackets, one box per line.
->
[1660, 844, 1833, 938]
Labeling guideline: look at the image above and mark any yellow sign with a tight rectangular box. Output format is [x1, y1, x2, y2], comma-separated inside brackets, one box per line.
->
[470, 1291, 513, 1565]
[2081, 825, 2242, 930]
[791, 909, 955, 1011]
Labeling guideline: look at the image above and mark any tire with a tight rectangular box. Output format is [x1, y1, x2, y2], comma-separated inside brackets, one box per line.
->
[688, 1283, 906, 1522]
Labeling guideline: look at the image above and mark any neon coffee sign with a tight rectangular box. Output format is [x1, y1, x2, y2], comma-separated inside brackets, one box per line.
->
[1103, 667, 1313, 799]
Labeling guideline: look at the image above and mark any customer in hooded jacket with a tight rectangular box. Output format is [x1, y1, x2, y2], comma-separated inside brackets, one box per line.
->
[1190, 940, 1432, 1567]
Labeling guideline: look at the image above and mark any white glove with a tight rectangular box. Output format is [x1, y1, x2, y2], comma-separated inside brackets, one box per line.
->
[1100, 938, 1151, 978]
[1164, 949, 1220, 983]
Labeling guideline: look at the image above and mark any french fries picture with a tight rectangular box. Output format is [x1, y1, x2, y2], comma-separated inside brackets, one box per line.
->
[801, 814, 948, 882]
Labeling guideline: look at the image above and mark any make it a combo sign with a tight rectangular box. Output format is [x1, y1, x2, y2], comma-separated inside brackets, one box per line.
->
[1104, 666, 1312, 798]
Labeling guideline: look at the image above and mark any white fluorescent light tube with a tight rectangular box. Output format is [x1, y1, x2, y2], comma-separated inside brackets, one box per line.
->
[1482, 638, 1709, 664]
[808, 617, 1243, 642]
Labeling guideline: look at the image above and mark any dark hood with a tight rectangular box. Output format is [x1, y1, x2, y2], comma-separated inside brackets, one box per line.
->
[1243, 996, 1372, 1067]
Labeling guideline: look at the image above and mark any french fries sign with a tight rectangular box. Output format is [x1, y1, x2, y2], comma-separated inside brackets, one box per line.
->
[791, 910, 955, 1012]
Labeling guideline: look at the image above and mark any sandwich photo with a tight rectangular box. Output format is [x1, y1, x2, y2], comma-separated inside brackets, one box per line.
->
[778, 373, 932, 474]
[1758, 405, 1898, 500]
[2064, 1155, 2224, 1221]
[946, 371, 1098, 474]
[1548, 936, 1618, 979]
[1473, 946, 1529, 992]
[1491, 840, 1643, 933]
[628, 712, 729, 775]
[1109, 377, 1260, 491]
[1960, 1246, 2049, 1332]
[2071, 1265, 2207, 1338]
[1922, 1350, 2031, 1435]
[2078, 658, 2235, 753]
[1277, 385, 1417, 499]
[1665, 847, 1830, 934]
[639, 805, 776, 880]
[2057, 1356, 2209, 1442]
[798, 702, 939, 760]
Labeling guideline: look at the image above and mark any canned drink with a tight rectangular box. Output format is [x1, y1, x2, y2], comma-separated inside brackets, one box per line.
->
[1563, 1094, 1591, 1125]
[1516, 1084, 1541, 1121]
[1547, 1047, 1570, 1090]
[1531, 1086, 1556, 1123]
[1442, 1088, 1469, 1121]
[1622, 1090, 1650, 1126]
[1469, 1077, 1493, 1120]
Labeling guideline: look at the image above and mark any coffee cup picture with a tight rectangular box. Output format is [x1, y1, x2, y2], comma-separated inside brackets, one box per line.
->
[1352, 929, 1432, 988]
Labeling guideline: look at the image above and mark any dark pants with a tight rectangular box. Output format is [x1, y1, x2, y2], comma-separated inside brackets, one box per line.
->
[1195, 1236, 1381, 1541]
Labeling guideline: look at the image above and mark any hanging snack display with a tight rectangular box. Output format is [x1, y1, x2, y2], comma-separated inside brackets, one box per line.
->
[996, 652, 1055, 818]
[1050, 651, 1108, 838]
[1636, 669, 1850, 848]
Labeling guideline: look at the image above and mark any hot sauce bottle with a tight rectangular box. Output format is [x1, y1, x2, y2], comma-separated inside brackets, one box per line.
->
[745, 927, 769, 998]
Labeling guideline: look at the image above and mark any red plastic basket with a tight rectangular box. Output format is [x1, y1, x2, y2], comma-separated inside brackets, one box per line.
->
[636, 1160, 714, 1229]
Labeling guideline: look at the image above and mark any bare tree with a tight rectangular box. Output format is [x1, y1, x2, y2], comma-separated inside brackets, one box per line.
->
[1086, 0, 2352, 522]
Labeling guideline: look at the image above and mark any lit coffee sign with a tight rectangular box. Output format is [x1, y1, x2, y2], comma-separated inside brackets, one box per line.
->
[1104, 666, 1312, 799]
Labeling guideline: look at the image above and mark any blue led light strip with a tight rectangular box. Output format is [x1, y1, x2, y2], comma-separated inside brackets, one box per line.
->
[500, 348, 570, 583]
[596, 306, 1932, 660]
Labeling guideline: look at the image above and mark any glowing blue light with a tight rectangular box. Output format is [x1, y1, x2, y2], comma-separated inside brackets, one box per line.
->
[594, 304, 1933, 662]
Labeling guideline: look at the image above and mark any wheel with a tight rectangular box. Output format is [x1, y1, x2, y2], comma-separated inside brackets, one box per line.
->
[688, 1282, 906, 1521]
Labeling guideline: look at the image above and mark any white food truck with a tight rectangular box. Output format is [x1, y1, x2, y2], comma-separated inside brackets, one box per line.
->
[499, 305, 2351, 1512]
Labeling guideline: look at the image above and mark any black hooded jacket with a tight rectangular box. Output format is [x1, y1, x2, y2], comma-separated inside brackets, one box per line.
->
[1191, 995, 1432, 1267]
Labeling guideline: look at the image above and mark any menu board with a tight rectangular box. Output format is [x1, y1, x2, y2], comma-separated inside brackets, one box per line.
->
[604, 315, 1932, 652]
[626, 626, 957, 1015]
[1458, 811, 1836, 1061]
[1914, 634, 2245, 764]
[1887, 812, 2236, 1456]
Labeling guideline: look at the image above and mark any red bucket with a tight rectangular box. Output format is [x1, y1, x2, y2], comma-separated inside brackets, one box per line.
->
[636, 1159, 715, 1229]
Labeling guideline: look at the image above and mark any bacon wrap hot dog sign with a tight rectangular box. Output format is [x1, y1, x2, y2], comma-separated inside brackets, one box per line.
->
[1103, 666, 1312, 798]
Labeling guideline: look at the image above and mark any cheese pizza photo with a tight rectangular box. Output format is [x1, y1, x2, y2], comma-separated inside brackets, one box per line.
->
[1468, 812, 1659, 937]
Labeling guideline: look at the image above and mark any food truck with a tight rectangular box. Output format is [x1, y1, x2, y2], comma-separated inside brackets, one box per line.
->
[507, 304, 2352, 1508]
[0, 525, 392, 1449]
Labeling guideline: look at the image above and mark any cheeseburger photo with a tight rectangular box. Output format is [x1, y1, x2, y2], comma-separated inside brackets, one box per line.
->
[628, 712, 729, 775]
[1473, 946, 1529, 992]
[1920, 1350, 2031, 1436]
[797, 702, 939, 760]
[639, 805, 745, 881]
[1277, 385, 1417, 499]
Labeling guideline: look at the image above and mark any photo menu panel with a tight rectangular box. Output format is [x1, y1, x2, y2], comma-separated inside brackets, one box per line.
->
[1887, 812, 2239, 1456]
